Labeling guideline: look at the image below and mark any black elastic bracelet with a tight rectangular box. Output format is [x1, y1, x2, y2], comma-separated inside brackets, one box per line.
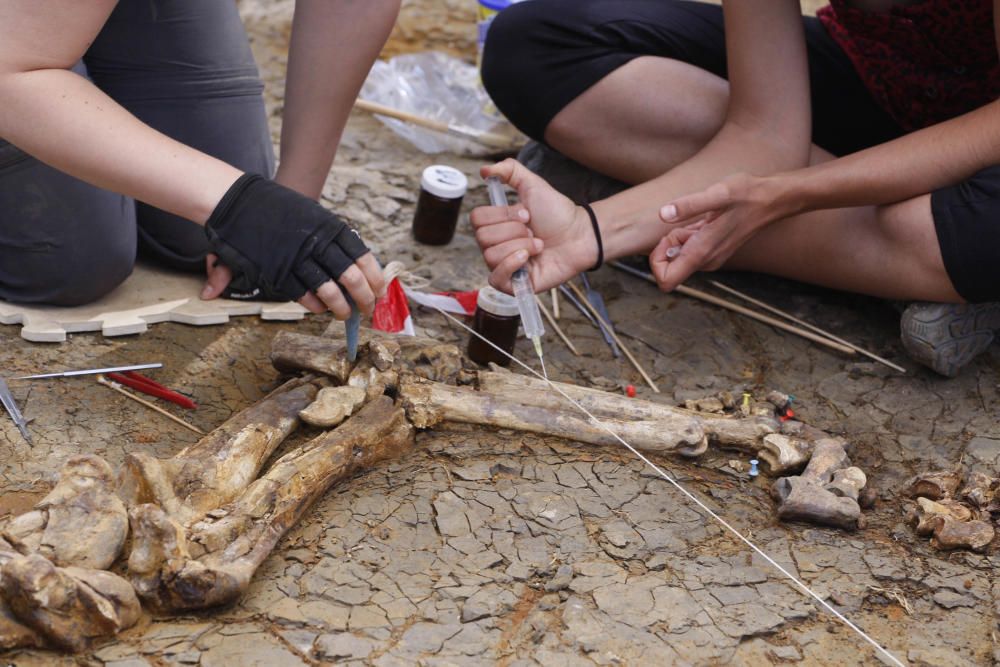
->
[582, 203, 603, 272]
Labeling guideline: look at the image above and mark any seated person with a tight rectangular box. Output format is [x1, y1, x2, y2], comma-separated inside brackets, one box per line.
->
[472, 0, 1000, 377]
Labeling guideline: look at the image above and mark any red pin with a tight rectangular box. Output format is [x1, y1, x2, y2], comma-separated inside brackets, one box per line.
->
[625, 385, 636, 398]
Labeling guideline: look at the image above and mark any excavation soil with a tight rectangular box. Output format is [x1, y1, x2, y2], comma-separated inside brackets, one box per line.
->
[2, 2, 998, 665]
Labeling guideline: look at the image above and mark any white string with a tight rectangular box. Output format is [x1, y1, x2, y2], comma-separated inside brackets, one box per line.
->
[434, 306, 906, 667]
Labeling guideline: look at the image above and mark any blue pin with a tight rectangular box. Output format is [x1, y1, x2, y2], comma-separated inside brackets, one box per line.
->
[749, 459, 760, 477]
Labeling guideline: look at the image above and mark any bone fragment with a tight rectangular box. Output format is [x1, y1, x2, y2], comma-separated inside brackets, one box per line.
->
[128, 396, 413, 612]
[958, 471, 998, 510]
[772, 439, 863, 530]
[0, 553, 140, 652]
[756, 433, 812, 475]
[271, 330, 463, 385]
[907, 497, 974, 536]
[299, 386, 367, 428]
[3, 455, 126, 570]
[905, 471, 962, 501]
[931, 518, 995, 552]
[118, 381, 318, 527]
[400, 376, 709, 456]
[825, 467, 867, 501]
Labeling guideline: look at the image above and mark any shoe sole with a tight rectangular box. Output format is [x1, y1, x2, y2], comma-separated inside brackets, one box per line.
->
[901, 303, 1000, 377]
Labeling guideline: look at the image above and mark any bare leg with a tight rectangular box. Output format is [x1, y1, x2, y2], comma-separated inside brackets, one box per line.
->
[544, 56, 961, 301]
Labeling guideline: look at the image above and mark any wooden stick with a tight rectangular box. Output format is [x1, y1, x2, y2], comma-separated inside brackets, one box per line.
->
[97, 376, 204, 435]
[550, 288, 560, 319]
[565, 281, 660, 393]
[353, 99, 522, 152]
[708, 280, 905, 373]
[535, 295, 580, 356]
[608, 262, 856, 356]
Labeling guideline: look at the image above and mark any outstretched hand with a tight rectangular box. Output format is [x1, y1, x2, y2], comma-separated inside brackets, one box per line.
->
[471, 159, 596, 293]
[650, 173, 784, 291]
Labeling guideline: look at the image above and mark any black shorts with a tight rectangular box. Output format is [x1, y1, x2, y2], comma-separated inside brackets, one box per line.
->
[482, 0, 1000, 302]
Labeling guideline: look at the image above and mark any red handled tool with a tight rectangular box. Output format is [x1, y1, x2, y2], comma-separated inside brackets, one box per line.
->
[105, 371, 197, 410]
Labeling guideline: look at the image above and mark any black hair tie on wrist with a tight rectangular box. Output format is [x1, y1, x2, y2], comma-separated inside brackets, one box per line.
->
[582, 203, 603, 272]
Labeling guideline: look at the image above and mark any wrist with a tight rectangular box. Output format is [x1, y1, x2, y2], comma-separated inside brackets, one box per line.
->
[766, 171, 808, 220]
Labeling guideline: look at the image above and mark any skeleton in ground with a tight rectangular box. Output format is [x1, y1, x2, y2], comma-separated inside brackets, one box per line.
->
[0, 328, 867, 651]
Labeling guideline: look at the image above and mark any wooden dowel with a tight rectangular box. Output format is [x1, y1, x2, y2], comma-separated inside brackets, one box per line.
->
[608, 262, 857, 357]
[550, 288, 560, 319]
[97, 376, 204, 435]
[535, 295, 580, 356]
[708, 280, 905, 373]
[353, 99, 521, 151]
[565, 281, 660, 393]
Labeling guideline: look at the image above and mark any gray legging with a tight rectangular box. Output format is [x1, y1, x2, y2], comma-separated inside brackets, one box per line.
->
[0, 0, 274, 306]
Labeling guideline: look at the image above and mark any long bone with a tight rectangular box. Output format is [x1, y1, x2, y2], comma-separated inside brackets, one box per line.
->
[128, 396, 413, 612]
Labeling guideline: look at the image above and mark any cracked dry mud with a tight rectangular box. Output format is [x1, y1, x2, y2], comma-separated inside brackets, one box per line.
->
[2, 1, 999, 665]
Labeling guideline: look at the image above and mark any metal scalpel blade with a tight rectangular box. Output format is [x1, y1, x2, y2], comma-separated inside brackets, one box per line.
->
[345, 302, 361, 363]
[0, 377, 31, 445]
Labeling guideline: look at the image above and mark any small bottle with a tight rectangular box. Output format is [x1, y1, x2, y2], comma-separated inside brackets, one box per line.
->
[468, 286, 520, 366]
[412, 165, 469, 245]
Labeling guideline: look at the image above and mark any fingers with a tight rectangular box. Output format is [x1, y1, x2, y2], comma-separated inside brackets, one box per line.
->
[298, 292, 327, 315]
[489, 248, 531, 293]
[314, 279, 354, 320]
[354, 252, 386, 300]
[482, 237, 543, 272]
[661, 182, 731, 225]
[201, 253, 232, 300]
[470, 203, 530, 230]
[649, 227, 701, 292]
[333, 264, 377, 316]
[475, 220, 533, 250]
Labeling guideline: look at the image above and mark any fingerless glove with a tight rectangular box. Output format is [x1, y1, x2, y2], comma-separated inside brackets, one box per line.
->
[205, 174, 369, 301]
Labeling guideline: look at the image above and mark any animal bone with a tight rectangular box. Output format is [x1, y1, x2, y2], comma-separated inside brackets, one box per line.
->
[118, 381, 319, 526]
[756, 433, 812, 475]
[958, 471, 998, 510]
[128, 396, 413, 612]
[826, 467, 868, 501]
[907, 497, 994, 552]
[905, 471, 961, 501]
[400, 376, 710, 456]
[2, 455, 126, 569]
[299, 385, 367, 427]
[772, 439, 864, 530]
[0, 552, 139, 652]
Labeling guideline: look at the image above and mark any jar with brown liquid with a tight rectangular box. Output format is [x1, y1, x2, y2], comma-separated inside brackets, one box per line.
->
[467, 286, 520, 366]
[412, 165, 468, 245]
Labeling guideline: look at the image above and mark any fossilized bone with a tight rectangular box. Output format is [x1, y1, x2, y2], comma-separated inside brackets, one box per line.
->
[128, 396, 413, 612]
[906, 471, 997, 551]
[3, 454, 127, 570]
[118, 381, 319, 527]
[772, 438, 866, 530]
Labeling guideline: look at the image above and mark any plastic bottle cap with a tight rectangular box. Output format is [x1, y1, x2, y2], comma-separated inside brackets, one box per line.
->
[476, 285, 520, 317]
[421, 165, 468, 200]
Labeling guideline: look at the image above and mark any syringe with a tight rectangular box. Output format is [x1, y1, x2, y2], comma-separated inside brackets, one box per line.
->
[485, 176, 547, 379]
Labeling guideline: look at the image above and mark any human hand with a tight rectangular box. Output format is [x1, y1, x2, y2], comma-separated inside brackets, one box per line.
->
[204, 174, 385, 320]
[470, 159, 597, 293]
[650, 173, 785, 291]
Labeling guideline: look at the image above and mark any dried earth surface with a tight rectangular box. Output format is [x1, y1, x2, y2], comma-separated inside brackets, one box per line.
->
[2, 2, 998, 666]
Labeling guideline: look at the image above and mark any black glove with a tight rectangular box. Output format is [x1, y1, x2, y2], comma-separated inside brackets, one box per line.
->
[205, 173, 370, 301]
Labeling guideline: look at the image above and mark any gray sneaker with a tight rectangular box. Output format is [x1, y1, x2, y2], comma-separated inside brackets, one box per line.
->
[517, 141, 627, 204]
[900, 302, 1000, 377]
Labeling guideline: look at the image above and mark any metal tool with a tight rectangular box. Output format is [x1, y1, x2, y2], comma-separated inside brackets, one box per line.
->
[579, 273, 620, 358]
[558, 284, 599, 328]
[345, 298, 361, 363]
[0, 377, 31, 445]
[13, 362, 163, 381]
[485, 176, 547, 379]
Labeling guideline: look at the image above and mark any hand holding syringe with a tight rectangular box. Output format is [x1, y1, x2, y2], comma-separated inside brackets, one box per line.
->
[485, 176, 547, 378]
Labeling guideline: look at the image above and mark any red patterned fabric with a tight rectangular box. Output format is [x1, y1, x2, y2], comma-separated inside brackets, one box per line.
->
[818, 0, 1000, 131]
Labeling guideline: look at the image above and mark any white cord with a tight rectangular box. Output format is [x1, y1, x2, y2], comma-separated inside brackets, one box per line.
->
[435, 306, 906, 667]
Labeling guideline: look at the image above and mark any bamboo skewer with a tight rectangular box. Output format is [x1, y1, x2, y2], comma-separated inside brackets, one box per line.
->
[97, 375, 204, 435]
[354, 99, 522, 152]
[550, 288, 560, 319]
[608, 261, 856, 356]
[708, 280, 905, 373]
[565, 281, 660, 393]
[535, 295, 580, 356]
